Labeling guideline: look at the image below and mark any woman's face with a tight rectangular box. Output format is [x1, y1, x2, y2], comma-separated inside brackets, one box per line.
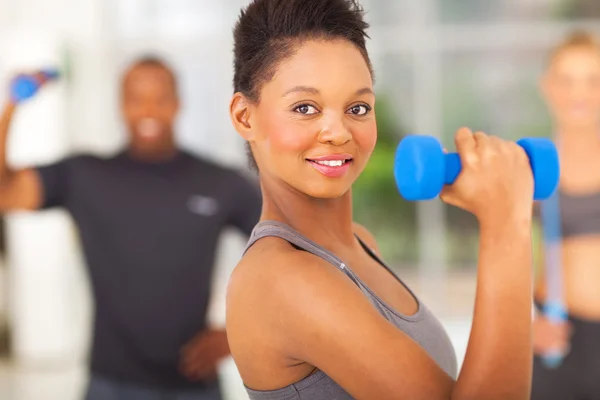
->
[244, 39, 377, 199]
[543, 46, 600, 130]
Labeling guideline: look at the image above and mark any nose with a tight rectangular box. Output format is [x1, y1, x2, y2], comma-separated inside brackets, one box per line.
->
[143, 103, 161, 117]
[317, 113, 352, 146]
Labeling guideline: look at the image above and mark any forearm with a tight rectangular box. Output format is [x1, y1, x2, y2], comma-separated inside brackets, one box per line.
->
[0, 102, 17, 181]
[452, 215, 533, 400]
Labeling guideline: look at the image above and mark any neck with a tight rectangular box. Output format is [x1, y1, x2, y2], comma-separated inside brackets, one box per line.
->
[555, 123, 599, 148]
[260, 178, 356, 248]
[127, 142, 178, 163]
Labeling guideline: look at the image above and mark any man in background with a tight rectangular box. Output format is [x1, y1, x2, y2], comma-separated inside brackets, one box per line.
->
[0, 56, 262, 400]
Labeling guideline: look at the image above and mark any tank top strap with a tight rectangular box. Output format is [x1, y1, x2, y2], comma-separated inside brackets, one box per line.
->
[244, 220, 346, 271]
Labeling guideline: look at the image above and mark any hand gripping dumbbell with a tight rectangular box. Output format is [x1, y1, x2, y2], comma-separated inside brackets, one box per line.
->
[541, 300, 568, 368]
[10, 69, 60, 104]
[394, 135, 560, 201]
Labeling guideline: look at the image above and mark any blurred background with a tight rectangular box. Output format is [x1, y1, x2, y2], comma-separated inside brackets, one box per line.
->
[0, 0, 599, 399]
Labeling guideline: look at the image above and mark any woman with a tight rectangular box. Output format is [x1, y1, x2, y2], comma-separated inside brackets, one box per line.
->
[226, 1, 535, 399]
[533, 31, 600, 400]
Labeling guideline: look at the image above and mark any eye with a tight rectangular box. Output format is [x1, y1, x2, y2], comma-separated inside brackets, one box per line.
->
[347, 104, 371, 116]
[294, 104, 319, 115]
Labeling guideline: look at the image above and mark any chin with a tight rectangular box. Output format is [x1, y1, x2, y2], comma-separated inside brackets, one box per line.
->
[301, 182, 352, 200]
[132, 131, 167, 142]
[561, 116, 597, 129]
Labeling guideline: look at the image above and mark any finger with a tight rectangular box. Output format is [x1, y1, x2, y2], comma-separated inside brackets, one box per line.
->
[454, 127, 474, 151]
[472, 130, 490, 149]
[487, 134, 503, 147]
[194, 369, 218, 382]
[558, 324, 574, 339]
[492, 135, 514, 156]
[187, 364, 217, 381]
[181, 358, 210, 379]
[182, 348, 209, 367]
[454, 127, 477, 167]
[439, 186, 465, 209]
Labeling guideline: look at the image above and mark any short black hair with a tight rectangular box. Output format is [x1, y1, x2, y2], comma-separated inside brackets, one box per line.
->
[123, 55, 179, 95]
[232, 0, 372, 170]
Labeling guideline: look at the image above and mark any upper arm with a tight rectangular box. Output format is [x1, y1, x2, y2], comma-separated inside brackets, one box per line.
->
[35, 158, 75, 209]
[230, 245, 454, 400]
[0, 157, 78, 213]
[0, 168, 43, 211]
[227, 172, 262, 236]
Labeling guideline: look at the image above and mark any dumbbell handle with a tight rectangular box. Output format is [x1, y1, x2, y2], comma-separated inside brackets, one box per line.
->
[444, 153, 462, 185]
[441, 140, 556, 200]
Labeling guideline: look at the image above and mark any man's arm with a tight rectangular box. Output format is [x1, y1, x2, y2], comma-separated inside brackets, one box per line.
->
[179, 329, 230, 381]
[0, 102, 44, 211]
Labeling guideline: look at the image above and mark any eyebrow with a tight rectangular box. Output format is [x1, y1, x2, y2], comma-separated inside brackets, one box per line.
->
[282, 86, 374, 97]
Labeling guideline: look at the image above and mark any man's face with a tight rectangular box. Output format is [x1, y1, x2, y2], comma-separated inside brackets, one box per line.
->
[121, 64, 180, 156]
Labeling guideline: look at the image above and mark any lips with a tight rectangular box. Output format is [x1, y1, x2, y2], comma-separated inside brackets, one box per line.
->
[306, 154, 353, 178]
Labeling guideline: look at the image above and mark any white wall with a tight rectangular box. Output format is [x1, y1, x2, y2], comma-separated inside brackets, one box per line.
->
[0, 0, 252, 398]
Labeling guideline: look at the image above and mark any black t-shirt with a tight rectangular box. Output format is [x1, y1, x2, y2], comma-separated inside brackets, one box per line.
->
[35, 150, 261, 389]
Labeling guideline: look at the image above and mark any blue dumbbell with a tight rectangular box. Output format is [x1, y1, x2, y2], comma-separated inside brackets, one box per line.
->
[394, 135, 560, 201]
[10, 69, 60, 104]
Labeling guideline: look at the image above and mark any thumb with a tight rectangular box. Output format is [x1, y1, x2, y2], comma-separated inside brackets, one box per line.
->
[439, 135, 466, 207]
[439, 185, 465, 209]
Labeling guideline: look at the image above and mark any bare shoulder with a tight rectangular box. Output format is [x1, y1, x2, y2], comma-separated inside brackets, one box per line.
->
[352, 221, 381, 255]
[225, 235, 368, 386]
[226, 235, 357, 327]
[227, 236, 332, 296]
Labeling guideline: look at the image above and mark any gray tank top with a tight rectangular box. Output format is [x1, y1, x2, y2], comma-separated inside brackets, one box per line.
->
[558, 191, 600, 238]
[243, 221, 458, 400]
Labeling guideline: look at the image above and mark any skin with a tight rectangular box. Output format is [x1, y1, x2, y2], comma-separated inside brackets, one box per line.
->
[120, 63, 180, 161]
[0, 63, 229, 381]
[227, 38, 534, 400]
[535, 45, 600, 354]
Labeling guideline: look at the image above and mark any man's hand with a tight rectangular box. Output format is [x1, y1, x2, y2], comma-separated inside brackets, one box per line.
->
[533, 315, 572, 356]
[179, 329, 230, 381]
[9, 70, 59, 105]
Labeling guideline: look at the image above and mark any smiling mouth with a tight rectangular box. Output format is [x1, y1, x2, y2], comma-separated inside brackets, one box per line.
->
[136, 118, 163, 139]
[305, 157, 354, 178]
[306, 159, 353, 167]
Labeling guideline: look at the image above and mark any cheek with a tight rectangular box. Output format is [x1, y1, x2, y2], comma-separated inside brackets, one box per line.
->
[549, 86, 574, 109]
[124, 102, 145, 118]
[162, 106, 178, 122]
[353, 121, 377, 155]
[259, 113, 316, 156]
[588, 83, 600, 103]
[123, 106, 138, 122]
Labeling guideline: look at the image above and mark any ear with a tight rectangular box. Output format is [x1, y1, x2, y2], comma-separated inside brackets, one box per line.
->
[230, 93, 255, 141]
